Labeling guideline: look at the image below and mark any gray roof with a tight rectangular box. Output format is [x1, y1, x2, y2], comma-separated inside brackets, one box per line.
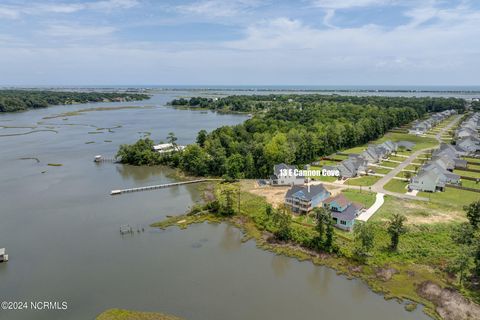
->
[285, 184, 329, 201]
[332, 203, 363, 221]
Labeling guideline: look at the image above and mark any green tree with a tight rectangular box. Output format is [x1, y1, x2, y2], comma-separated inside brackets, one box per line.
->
[272, 205, 291, 242]
[387, 213, 407, 251]
[353, 221, 375, 260]
[225, 154, 245, 179]
[464, 201, 480, 230]
[449, 246, 474, 286]
[324, 214, 335, 253]
[167, 132, 178, 147]
[196, 129, 207, 147]
[180, 144, 209, 176]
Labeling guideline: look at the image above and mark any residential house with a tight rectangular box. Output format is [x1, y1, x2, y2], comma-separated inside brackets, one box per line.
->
[360, 140, 396, 164]
[456, 137, 480, 154]
[153, 143, 186, 153]
[285, 184, 331, 214]
[329, 155, 368, 178]
[270, 163, 305, 186]
[323, 194, 364, 231]
[397, 141, 416, 151]
[361, 146, 382, 163]
[409, 159, 460, 192]
[409, 170, 443, 192]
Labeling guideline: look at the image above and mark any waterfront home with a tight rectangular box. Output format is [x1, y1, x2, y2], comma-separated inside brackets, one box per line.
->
[323, 194, 363, 231]
[0, 248, 8, 263]
[284, 184, 331, 214]
[270, 163, 305, 186]
[153, 143, 186, 153]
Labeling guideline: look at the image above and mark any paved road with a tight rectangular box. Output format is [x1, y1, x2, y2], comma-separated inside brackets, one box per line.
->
[370, 114, 463, 200]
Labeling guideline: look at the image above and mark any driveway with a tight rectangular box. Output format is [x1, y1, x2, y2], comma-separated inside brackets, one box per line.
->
[356, 193, 384, 221]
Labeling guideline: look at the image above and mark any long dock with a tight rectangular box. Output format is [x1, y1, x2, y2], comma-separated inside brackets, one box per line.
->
[94, 155, 117, 163]
[110, 179, 221, 195]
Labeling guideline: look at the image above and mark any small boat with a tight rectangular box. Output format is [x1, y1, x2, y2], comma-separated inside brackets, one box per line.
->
[0, 248, 8, 263]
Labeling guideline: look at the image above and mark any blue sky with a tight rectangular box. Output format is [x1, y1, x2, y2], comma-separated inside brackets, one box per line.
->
[0, 0, 479, 86]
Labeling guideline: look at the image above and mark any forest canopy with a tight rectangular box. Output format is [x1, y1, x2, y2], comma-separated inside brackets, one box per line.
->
[0, 90, 150, 112]
[119, 94, 466, 179]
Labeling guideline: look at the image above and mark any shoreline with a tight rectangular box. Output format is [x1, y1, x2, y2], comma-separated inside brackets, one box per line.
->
[150, 180, 480, 320]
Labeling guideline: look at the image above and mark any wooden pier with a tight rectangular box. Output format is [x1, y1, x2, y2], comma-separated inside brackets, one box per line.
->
[110, 179, 221, 195]
[94, 155, 117, 163]
[0, 248, 8, 263]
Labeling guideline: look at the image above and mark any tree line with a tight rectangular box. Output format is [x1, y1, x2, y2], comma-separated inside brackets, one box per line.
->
[118, 94, 466, 179]
[170, 94, 465, 113]
[0, 90, 150, 112]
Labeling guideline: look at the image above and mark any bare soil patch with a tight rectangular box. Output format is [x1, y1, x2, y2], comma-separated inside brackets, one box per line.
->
[417, 281, 480, 320]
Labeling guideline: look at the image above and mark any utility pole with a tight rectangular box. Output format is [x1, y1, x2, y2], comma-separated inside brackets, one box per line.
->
[238, 185, 241, 214]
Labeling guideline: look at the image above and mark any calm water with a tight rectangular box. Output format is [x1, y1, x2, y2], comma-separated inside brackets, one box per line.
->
[0, 92, 431, 320]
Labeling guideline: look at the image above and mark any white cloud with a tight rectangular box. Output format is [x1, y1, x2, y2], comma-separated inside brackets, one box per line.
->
[0, 0, 139, 19]
[42, 25, 117, 38]
[0, 5, 21, 19]
[312, 0, 391, 10]
[0, 0, 479, 85]
[176, 0, 261, 18]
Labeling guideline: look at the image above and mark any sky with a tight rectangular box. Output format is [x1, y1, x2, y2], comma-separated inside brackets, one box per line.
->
[0, 0, 479, 86]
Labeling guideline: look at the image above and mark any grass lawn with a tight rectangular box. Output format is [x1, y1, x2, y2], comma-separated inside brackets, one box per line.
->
[454, 169, 480, 179]
[395, 150, 413, 156]
[461, 179, 480, 190]
[311, 175, 338, 182]
[379, 132, 439, 151]
[384, 179, 408, 193]
[418, 187, 480, 207]
[337, 130, 438, 156]
[396, 171, 413, 179]
[468, 162, 480, 169]
[343, 189, 376, 207]
[388, 155, 406, 162]
[371, 195, 466, 225]
[378, 161, 398, 168]
[340, 146, 366, 154]
[370, 167, 391, 174]
[404, 164, 420, 171]
[330, 154, 348, 160]
[346, 175, 380, 187]
[309, 165, 340, 182]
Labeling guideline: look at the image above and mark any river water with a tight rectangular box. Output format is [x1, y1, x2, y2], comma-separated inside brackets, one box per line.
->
[0, 92, 431, 320]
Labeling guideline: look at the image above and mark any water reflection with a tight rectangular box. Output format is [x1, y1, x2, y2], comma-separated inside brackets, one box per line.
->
[115, 164, 169, 182]
[306, 265, 333, 298]
[271, 254, 291, 277]
[219, 225, 242, 251]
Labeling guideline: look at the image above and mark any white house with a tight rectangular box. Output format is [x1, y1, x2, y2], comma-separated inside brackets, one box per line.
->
[270, 163, 305, 186]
